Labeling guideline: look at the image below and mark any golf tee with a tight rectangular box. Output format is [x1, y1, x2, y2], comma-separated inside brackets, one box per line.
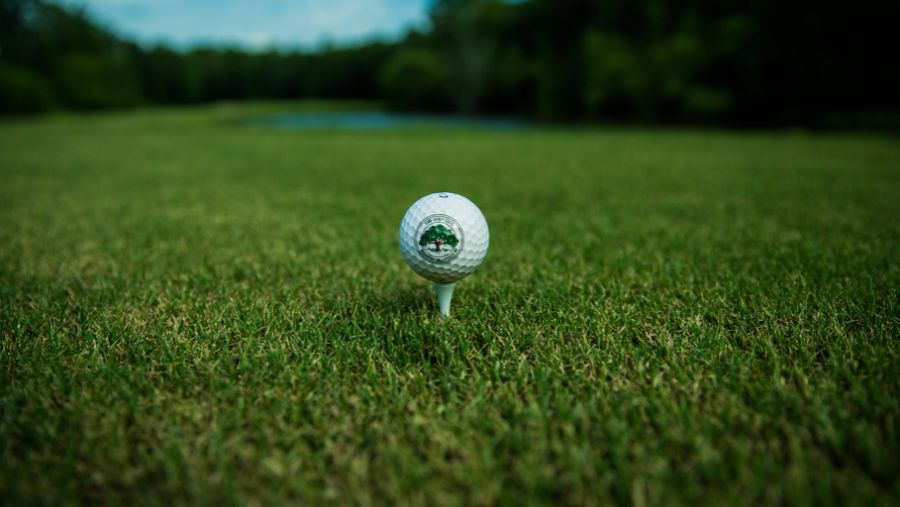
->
[433, 282, 456, 318]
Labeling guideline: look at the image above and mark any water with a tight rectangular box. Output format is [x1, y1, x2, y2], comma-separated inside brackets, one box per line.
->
[248, 111, 535, 131]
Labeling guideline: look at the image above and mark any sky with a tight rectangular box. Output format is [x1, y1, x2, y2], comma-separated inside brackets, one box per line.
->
[56, 0, 436, 49]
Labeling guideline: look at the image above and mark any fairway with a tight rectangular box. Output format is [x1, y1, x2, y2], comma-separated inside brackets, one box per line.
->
[1, 105, 899, 506]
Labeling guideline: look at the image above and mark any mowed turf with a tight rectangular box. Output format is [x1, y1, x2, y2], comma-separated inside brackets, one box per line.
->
[1, 104, 898, 507]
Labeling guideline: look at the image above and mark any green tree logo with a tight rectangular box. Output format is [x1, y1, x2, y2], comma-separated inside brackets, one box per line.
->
[415, 215, 464, 263]
[419, 224, 459, 253]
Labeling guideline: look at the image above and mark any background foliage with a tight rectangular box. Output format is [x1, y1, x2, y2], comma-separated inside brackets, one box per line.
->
[1, 0, 899, 123]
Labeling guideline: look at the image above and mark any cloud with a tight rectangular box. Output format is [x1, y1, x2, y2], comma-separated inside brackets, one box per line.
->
[62, 0, 179, 6]
[55, 0, 430, 48]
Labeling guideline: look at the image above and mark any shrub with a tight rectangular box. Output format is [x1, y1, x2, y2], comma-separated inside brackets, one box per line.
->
[378, 48, 449, 111]
[0, 63, 58, 114]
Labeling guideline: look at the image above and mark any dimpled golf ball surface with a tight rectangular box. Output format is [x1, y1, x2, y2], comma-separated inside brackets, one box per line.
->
[399, 192, 490, 283]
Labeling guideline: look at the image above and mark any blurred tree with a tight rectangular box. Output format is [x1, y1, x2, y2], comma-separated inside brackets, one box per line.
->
[0, 1, 58, 113]
[1, 0, 143, 110]
[582, 30, 645, 119]
[379, 48, 449, 111]
[0, 62, 57, 112]
[1, 0, 38, 65]
[56, 52, 142, 109]
[429, 0, 494, 114]
[133, 46, 193, 104]
[306, 42, 394, 99]
[1, 0, 896, 126]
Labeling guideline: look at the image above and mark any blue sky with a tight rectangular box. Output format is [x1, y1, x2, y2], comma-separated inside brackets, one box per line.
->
[57, 0, 436, 49]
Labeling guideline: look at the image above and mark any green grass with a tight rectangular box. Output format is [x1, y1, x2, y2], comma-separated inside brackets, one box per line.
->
[1, 104, 899, 507]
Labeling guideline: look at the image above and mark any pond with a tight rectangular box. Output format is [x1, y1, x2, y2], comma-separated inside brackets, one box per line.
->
[246, 111, 536, 131]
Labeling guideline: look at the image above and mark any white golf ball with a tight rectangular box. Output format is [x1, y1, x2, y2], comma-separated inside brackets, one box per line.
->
[399, 192, 490, 283]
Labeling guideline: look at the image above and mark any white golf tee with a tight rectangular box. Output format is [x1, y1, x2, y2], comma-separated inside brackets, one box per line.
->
[433, 282, 456, 318]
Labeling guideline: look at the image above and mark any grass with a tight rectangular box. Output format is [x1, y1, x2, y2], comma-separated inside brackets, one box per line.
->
[1, 103, 899, 507]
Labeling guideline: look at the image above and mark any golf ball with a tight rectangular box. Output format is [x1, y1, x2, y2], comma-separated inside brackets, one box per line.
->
[399, 192, 490, 283]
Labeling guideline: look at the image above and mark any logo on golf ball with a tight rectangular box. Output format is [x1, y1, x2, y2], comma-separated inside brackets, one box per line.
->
[416, 215, 464, 263]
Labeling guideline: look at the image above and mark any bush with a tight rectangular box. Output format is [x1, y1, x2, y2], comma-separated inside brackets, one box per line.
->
[0, 63, 58, 114]
[378, 48, 449, 111]
[582, 31, 648, 119]
[56, 53, 143, 110]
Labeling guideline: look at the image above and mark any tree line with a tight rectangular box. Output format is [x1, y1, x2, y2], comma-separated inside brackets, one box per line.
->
[1, 0, 897, 125]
